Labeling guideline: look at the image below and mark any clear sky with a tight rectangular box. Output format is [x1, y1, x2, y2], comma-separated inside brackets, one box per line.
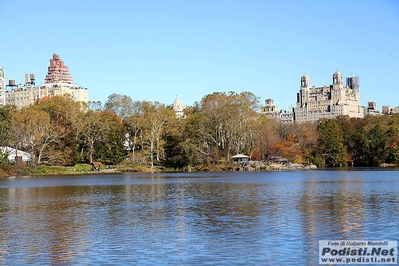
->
[1, 0, 398, 110]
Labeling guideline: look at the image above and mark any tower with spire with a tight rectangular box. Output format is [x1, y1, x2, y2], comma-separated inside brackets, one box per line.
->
[173, 95, 185, 118]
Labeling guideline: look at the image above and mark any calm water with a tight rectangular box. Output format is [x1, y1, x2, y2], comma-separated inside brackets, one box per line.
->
[0, 170, 398, 265]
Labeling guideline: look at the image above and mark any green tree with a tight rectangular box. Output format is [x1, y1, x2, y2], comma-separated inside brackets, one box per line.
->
[0, 106, 13, 147]
[317, 119, 347, 167]
[0, 150, 9, 168]
[162, 110, 189, 169]
[94, 110, 126, 165]
[386, 114, 399, 163]
[336, 116, 367, 166]
[179, 105, 215, 165]
[364, 124, 389, 166]
[0, 105, 13, 168]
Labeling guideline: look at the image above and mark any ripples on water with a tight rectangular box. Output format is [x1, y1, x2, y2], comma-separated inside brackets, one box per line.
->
[0, 170, 398, 265]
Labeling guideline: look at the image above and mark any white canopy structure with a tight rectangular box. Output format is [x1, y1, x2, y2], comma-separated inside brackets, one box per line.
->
[232, 154, 249, 163]
[0, 147, 32, 163]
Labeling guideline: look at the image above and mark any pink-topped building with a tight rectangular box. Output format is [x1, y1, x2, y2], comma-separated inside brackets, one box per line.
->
[44, 54, 74, 84]
[4, 54, 88, 108]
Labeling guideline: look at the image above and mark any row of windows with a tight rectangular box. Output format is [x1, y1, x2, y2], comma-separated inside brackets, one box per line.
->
[6, 97, 33, 101]
[6, 93, 34, 97]
[4, 90, 86, 98]
[6, 99, 32, 104]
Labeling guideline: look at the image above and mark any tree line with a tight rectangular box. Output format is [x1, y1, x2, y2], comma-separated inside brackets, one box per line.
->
[1, 92, 398, 170]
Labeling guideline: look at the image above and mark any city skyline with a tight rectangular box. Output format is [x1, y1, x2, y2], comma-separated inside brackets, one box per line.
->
[1, 0, 398, 110]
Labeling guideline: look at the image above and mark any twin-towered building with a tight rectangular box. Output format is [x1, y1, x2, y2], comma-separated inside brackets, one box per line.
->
[294, 70, 363, 122]
[0, 54, 88, 108]
[262, 71, 364, 123]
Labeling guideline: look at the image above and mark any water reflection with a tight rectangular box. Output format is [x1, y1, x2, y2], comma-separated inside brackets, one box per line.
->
[0, 170, 398, 265]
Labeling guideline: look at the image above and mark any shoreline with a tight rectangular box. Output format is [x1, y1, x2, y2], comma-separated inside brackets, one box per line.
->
[1, 163, 398, 178]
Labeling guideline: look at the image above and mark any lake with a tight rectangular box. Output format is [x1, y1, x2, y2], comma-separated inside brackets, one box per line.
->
[0, 170, 398, 265]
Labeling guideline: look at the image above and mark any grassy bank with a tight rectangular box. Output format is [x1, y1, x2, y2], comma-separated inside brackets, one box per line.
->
[0, 161, 243, 177]
[0, 164, 94, 177]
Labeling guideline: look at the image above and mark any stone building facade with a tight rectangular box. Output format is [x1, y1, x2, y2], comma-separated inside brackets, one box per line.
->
[261, 98, 294, 123]
[3, 54, 88, 108]
[381, 105, 399, 115]
[392, 107, 399, 115]
[364, 100, 381, 115]
[382, 105, 391, 114]
[293, 71, 363, 122]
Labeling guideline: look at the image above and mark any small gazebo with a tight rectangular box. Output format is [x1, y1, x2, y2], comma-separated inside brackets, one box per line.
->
[91, 161, 103, 171]
[232, 154, 249, 164]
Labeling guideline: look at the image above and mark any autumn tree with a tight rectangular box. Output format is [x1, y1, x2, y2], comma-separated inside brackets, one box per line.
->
[87, 101, 103, 111]
[11, 108, 54, 164]
[242, 113, 268, 160]
[79, 110, 107, 163]
[295, 122, 318, 163]
[274, 133, 302, 163]
[123, 100, 152, 162]
[124, 113, 144, 162]
[29, 95, 86, 165]
[199, 91, 260, 162]
[138, 101, 175, 168]
[253, 117, 281, 159]
[105, 93, 135, 121]
[267, 122, 317, 163]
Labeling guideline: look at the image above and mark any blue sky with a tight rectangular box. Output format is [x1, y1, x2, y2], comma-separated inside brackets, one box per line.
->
[1, 0, 398, 110]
